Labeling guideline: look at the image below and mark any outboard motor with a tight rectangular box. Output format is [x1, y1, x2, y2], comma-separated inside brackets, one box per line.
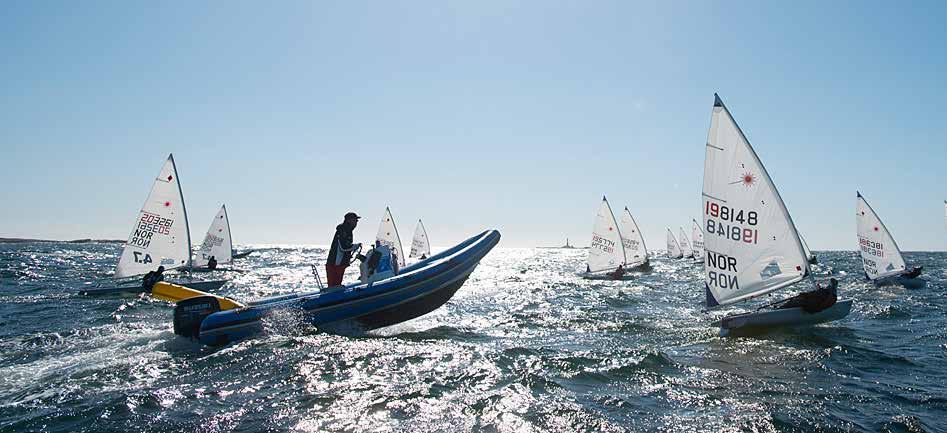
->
[359, 244, 397, 283]
[173, 296, 222, 338]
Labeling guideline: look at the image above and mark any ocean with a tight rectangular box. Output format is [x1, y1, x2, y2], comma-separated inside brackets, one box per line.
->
[1, 242, 945, 432]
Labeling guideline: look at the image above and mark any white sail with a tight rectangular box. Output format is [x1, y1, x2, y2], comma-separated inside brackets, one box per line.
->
[115, 154, 192, 278]
[702, 95, 808, 307]
[375, 207, 406, 268]
[691, 219, 705, 260]
[408, 219, 431, 259]
[800, 234, 815, 263]
[619, 207, 648, 266]
[666, 229, 683, 259]
[856, 192, 906, 280]
[678, 228, 694, 258]
[587, 197, 625, 273]
[193, 204, 233, 267]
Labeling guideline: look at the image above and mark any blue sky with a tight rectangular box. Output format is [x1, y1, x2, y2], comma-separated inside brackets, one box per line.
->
[2, 1, 945, 250]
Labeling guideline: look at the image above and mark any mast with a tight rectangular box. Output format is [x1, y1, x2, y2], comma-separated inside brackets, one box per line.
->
[168, 154, 193, 269]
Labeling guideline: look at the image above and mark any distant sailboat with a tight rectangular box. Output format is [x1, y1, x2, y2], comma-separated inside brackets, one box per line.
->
[193, 204, 233, 268]
[583, 196, 628, 279]
[82, 154, 227, 295]
[800, 234, 817, 265]
[666, 228, 683, 259]
[691, 219, 704, 262]
[702, 94, 851, 336]
[562, 238, 576, 249]
[678, 227, 694, 259]
[856, 192, 923, 286]
[408, 219, 431, 260]
[619, 207, 650, 270]
[376, 207, 406, 268]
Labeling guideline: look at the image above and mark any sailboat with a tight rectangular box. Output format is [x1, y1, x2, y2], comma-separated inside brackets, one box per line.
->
[666, 228, 683, 259]
[800, 234, 817, 265]
[80, 154, 227, 295]
[678, 227, 694, 259]
[375, 207, 406, 269]
[856, 192, 924, 287]
[702, 95, 851, 336]
[408, 219, 431, 260]
[191, 205, 234, 270]
[582, 197, 629, 279]
[691, 219, 705, 262]
[562, 238, 576, 249]
[619, 207, 650, 271]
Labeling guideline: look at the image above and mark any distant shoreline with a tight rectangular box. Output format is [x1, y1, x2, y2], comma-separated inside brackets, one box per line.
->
[0, 237, 125, 244]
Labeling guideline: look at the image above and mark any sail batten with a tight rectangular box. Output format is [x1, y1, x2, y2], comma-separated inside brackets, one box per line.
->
[587, 197, 625, 273]
[194, 204, 234, 267]
[115, 154, 192, 278]
[619, 207, 648, 266]
[856, 192, 906, 280]
[409, 219, 431, 259]
[376, 207, 406, 268]
[701, 95, 808, 307]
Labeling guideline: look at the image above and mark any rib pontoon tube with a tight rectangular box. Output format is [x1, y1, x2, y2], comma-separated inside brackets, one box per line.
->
[181, 229, 500, 346]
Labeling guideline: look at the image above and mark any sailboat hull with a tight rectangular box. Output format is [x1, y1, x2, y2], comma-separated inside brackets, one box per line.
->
[232, 250, 254, 259]
[871, 272, 926, 289]
[79, 279, 228, 296]
[715, 299, 853, 337]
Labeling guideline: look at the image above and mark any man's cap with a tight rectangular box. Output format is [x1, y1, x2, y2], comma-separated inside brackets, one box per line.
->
[344, 212, 361, 220]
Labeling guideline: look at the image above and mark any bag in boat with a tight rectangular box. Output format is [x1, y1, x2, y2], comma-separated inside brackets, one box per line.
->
[359, 244, 398, 283]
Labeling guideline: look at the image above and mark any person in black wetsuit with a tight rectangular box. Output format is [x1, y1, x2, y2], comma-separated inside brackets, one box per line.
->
[779, 278, 838, 314]
[608, 264, 626, 280]
[326, 212, 362, 287]
[207, 256, 217, 270]
[142, 266, 165, 291]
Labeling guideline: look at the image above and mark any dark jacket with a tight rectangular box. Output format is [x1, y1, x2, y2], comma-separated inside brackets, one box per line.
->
[327, 222, 356, 266]
[142, 270, 164, 290]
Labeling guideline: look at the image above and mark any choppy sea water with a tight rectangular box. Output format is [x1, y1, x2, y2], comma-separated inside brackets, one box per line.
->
[1, 242, 945, 432]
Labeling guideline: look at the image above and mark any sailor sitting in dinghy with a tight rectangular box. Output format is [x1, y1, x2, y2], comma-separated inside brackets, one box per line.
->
[778, 278, 838, 314]
[607, 264, 626, 280]
[141, 266, 165, 291]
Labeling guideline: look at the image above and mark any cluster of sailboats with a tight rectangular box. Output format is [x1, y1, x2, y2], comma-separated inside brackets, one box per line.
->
[78, 153, 486, 346]
[75, 94, 938, 343]
[81, 155, 252, 295]
[582, 94, 931, 336]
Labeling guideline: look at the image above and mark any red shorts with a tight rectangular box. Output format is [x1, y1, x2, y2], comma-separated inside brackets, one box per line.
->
[325, 263, 348, 287]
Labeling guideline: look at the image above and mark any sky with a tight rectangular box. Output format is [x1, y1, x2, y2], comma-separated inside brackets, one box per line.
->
[1, 1, 946, 250]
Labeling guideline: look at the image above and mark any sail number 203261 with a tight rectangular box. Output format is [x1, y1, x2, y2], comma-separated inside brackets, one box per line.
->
[705, 202, 759, 244]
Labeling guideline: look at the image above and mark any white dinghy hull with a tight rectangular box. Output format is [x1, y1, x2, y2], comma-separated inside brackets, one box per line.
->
[871, 273, 927, 289]
[715, 299, 853, 337]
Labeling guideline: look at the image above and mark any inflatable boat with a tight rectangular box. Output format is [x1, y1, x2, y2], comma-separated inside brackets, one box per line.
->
[173, 229, 500, 346]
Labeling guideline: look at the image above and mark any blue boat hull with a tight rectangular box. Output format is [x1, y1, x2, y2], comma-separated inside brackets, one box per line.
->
[195, 230, 501, 345]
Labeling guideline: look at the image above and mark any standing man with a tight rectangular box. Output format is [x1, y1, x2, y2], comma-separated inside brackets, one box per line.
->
[326, 212, 362, 287]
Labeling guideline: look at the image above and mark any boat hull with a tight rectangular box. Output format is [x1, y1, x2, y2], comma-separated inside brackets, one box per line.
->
[716, 299, 853, 337]
[193, 230, 501, 346]
[232, 250, 254, 259]
[79, 279, 228, 296]
[871, 269, 926, 288]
